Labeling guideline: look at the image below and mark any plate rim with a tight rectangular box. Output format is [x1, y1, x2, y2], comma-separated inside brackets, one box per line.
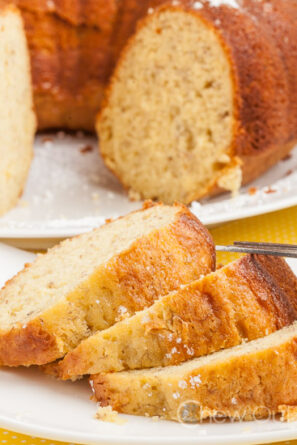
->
[0, 194, 296, 239]
[1, 134, 296, 240]
[1, 245, 297, 445]
[1, 414, 297, 445]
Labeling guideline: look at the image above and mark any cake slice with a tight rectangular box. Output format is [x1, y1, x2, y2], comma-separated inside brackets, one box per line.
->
[92, 321, 297, 422]
[98, 2, 296, 204]
[0, 202, 215, 367]
[0, 5, 36, 215]
[55, 255, 297, 380]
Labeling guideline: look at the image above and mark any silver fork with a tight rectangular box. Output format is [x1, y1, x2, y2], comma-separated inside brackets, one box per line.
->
[216, 242, 297, 258]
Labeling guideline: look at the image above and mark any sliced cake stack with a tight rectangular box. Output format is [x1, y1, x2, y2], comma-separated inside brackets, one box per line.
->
[0, 202, 214, 366]
[0, 203, 297, 423]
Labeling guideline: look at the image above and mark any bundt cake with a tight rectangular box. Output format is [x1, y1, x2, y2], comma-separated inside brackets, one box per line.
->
[4, 0, 153, 131]
[0, 0, 296, 205]
[97, 0, 297, 204]
[0, 5, 36, 216]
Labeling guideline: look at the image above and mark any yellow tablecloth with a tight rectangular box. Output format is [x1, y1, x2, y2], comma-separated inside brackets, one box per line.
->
[1, 205, 297, 445]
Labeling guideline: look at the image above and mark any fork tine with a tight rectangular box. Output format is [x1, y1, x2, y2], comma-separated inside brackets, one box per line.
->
[234, 241, 297, 250]
[216, 245, 297, 258]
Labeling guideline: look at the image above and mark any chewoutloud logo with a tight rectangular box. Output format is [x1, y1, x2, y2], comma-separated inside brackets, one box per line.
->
[177, 400, 277, 427]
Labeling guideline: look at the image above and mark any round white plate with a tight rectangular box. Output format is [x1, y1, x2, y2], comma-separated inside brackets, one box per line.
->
[0, 133, 296, 239]
[0, 244, 297, 445]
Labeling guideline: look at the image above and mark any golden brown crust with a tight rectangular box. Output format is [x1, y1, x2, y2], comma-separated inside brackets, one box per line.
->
[208, 4, 289, 154]
[0, 203, 215, 367]
[13, 0, 116, 28]
[91, 324, 297, 421]
[238, 255, 297, 326]
[0, 323, 60, 367]
[22, 6, 115, 131]
[240, 0, 297, 143]
[0, 3, 19, 15]
[199, 0, 296, 192]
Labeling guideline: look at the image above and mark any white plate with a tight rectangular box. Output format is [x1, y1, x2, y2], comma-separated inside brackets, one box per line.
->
[0, 133, 296, 239]
[1, 244, 297, 445]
